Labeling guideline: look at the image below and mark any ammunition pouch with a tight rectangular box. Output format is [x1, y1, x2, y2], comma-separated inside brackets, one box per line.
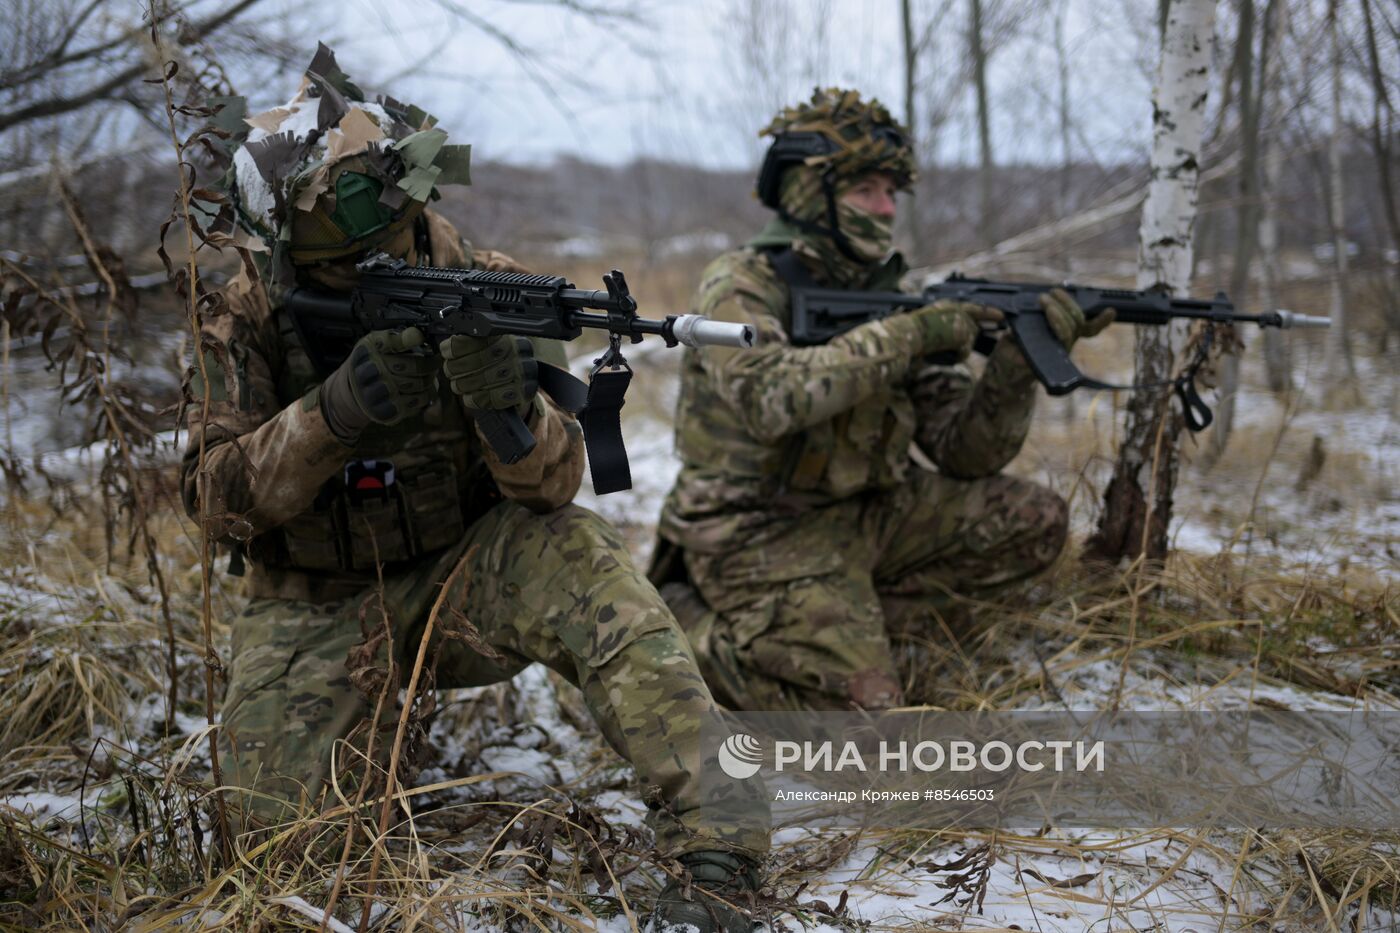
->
[777, 396, 914, 500]
[261, 449, 500, 572]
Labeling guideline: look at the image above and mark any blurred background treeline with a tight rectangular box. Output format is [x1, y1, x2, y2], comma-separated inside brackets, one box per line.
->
[0, 1, 1398, 928]
[1, 0, 1397, 453]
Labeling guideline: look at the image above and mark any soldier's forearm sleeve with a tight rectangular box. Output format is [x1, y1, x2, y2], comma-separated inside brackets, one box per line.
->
[182, 392, 349, 540]
[478, 393, 584, 512]
[700, 291, 919, 444]
[912, 337, 1038, 478]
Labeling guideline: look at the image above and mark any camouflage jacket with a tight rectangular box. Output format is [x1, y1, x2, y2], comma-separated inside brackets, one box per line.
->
[659, 236, 1039, 553]
[181, 210, 585, 600]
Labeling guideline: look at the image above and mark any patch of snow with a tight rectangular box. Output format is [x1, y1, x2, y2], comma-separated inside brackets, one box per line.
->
[0, 791, 85, 821]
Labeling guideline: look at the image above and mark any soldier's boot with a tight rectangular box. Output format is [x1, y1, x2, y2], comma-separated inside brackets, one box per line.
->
[650, 850, 763, 933]
[879, 595, 981, 706]
[658, 581, 747, 710]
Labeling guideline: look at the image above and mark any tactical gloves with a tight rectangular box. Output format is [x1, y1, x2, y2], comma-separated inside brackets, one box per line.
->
[321, 327, 439, 443]
[899, 299, 1003, 360]
[441, 334, 540, 416]
[1041, 287, 1115, 349]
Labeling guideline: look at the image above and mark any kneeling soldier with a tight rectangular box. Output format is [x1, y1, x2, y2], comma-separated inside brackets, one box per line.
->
[652, 88, 1109, 712]
[182, 47, 765, 932]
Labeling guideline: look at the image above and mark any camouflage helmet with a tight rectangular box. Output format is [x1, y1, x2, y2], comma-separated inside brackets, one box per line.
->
[220, 44, 472, 273]
[755, 87, 915, 209]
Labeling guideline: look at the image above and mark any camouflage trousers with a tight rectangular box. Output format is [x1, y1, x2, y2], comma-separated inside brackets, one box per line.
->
[677, 469, 1067, 711]
[222, 502, 768, 858]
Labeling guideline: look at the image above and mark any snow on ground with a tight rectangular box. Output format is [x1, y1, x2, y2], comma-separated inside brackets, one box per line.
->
[2, 336, 1394, 928]
[781, 828, 1280, 933]
[466, 347, 1400, 928]
[401, 622, 1398, 930]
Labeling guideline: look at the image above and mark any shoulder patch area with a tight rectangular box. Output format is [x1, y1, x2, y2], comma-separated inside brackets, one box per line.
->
[423, 209, 470, 267]
[470, 248, 532, 274]
[697, 248, 782, 303]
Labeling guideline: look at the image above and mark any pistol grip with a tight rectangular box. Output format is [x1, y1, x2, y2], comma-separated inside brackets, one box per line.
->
[1009, 313, 1085, 396]
[475, 408, 538, 464]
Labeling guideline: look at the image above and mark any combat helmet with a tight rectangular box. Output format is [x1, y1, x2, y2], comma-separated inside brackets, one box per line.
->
[755, 88, 915, 263]
[208, 43, 472, 285]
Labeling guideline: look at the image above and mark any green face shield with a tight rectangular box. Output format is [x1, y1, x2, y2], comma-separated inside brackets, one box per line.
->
[288, 160, 428, 265]
[328, 171, 393, 241]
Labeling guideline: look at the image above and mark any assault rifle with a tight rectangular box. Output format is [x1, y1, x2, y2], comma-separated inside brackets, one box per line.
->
[789, 273, 1329, 431]
[283, 254, 756, 494]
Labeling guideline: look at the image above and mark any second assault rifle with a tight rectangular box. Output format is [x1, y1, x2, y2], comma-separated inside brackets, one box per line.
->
[284, 254, 756, 494]
[789, 273, 1330, 431]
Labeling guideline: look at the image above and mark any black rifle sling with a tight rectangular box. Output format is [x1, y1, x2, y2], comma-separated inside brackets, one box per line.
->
[767, 247, 821, 292]
[1055, 327, 1216, 431]
[579, 338, 634, 494]
[537, 362, 589, 413]
[532, 359, 634, 493]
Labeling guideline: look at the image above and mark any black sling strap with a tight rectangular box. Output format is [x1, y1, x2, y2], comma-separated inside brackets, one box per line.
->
[536, 345, 635, 494]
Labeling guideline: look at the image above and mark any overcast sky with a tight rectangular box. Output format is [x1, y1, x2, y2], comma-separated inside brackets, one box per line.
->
[244, 0, 1173, 172]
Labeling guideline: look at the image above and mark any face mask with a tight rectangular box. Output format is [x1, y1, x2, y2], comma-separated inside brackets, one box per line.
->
[835, 198, 894, 264]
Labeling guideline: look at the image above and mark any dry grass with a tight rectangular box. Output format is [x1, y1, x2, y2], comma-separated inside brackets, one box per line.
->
[2, 248, 1396, 928]
[1, 473, 1396, 930]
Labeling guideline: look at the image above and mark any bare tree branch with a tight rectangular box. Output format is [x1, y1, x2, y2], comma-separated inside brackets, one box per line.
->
[0, 0, 263, 134]
[0, 0, 174, 91]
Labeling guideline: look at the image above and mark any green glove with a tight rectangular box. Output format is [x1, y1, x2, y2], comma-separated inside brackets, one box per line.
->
[440, 334, 539, 415]
[320, 327, 439, 443]
[1040, 287, 1115, 348]
[903, 299, 1003, 360]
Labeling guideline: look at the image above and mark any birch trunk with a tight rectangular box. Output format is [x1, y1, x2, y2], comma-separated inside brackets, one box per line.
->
[900, 0, 924, 257]
[1087, 0, 1218, 563]
[1056, 0, 1077, 423]
[1325, 0, 1356, 385]
[970, 0, 995, 246]
[1259, 0, 1291, 393]
[1055, 0, 1073, 218]
[1207, 0, 1261, 464]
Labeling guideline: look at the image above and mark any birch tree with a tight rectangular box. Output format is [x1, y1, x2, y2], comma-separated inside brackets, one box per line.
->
[1258, 0, 1290, 393]
[1324, 0, 1356, 388]
[901, 0, 925, 257]
[970, 0, 996, 245]
[1087, 0, 1219, 563]
[1207, 0, 1271, 463]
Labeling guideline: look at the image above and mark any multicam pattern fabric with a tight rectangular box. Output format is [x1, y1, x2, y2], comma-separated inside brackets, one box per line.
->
[658, 245, 1044, 552]
[657, 242, 1066, 709]
[670, 468, 1067, 711]
[225, 502, 769, 857]
[657, 90, 1068, 709]
[182, 211, 583, 600]
[183, 211, 767, 858]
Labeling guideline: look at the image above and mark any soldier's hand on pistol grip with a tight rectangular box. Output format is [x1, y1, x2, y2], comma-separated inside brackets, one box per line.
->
[1041, 287, 1115, 349]
[321, 327, 439, 443]
[440, 334, 540, 416]
[906, 300, 1004, 361]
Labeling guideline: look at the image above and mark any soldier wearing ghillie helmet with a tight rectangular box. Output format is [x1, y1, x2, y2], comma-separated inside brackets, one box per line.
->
[182, 45, 768, 933]
[651, 88, 1111, 711]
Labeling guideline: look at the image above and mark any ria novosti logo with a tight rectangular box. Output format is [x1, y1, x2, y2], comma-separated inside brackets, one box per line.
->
[717, 733, 764, 779]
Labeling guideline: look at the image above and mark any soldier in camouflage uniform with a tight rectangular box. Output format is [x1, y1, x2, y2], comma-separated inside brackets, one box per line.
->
[651, 88, 1112, 712]
[183, 46, 764, 932]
